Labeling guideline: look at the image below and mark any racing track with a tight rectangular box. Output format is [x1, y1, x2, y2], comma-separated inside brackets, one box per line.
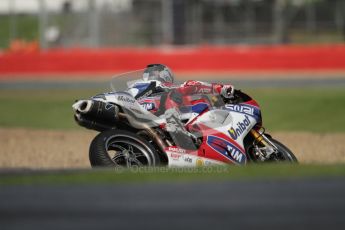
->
[1, 75, 345, 230]
[1, 177, 345, 230]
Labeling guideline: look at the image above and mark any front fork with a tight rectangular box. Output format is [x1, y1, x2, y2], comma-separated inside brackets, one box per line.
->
[250, 129, 278, 161]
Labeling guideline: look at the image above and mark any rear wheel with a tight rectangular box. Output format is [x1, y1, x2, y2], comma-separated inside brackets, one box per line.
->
[89, 129, 161, 168]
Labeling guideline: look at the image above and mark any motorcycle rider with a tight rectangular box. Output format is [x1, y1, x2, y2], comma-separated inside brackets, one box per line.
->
[127, 64, 236, 149]
[128, 63, 235, 110]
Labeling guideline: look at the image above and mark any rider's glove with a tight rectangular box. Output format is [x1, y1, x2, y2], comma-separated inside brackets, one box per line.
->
[220, 84, 235, 99]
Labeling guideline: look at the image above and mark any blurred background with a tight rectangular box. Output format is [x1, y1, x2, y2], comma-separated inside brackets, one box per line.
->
[1, 2, 345, 229]
[0, 0, 345, 169]
[0, 0, 344, 49]
[0, 0, 345, 230]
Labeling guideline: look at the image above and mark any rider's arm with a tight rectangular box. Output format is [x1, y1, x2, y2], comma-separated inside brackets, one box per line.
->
[179, 80, 235, 99]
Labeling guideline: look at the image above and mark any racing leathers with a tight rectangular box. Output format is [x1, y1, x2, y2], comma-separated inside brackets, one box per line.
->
[129, 80, 234, 113]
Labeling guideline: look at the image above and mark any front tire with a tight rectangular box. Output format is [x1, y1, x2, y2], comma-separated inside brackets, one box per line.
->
[268, 138, 298, 163]
[89, 129, 161, 168]
[246, 136, 298, 163]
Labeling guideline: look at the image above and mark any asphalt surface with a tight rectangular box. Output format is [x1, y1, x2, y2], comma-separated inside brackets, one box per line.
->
[1, 178, 345, 230]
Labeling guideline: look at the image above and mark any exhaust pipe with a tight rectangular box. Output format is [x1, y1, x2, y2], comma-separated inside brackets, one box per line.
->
[77, 100, 93, 114]
[73, 100, 119, 121]
[73, 99, 120, 131]
[74, 113, 112, 132]
[72, 100, 91, 113]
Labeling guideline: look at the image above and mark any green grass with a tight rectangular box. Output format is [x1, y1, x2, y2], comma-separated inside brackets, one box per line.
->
[1, 164, 345, 186]
[246, 88, 345, 132]
[0, 87, 344, 132]
[0, 89, 101, 129]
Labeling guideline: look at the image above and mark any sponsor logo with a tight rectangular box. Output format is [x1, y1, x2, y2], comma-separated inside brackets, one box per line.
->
[195, 158, 223, 167]
[117, 95, 135, 104]
[196, 158, 204, 167]
[228, 115, 251, 140]
[207, 136, 246, 165]
[226, 104, 254, 116]
[185, 80, 200, 86]
[141, 102, 155, 111]
[168, 147, 186, 154]
[198, 88, 212, 94]
[105, 103, 115, 110]
[183, 156, 193, 163]
[226, 144, 244, 164]
[170, 153, 181, 160]
[203, 160, 218, 166]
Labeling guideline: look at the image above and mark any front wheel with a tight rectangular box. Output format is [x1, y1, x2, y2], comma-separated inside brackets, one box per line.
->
[89, 129, 161, 168]
[246, 136, 298, 163]
[267, 138, 298, 163]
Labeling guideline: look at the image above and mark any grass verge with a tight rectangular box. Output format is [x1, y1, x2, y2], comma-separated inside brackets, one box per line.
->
[0, 87, 344, 132]
[1, 164, 345, 186]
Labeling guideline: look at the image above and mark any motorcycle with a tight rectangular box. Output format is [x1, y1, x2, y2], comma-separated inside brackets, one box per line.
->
[72, 69, 297, 168]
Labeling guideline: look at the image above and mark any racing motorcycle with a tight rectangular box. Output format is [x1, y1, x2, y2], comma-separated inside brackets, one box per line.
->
[72, 69, 297, 168]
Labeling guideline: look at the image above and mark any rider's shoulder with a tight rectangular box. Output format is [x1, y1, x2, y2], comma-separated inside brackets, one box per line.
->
[182, 80, 212, 87]
[182, 80, 200, 86]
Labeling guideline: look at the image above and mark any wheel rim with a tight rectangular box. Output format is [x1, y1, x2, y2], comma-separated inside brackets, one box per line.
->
[105, 135, 154, 167]
[248, 143, 295, 163]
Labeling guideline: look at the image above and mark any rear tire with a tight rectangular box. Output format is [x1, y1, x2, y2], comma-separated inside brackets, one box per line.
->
[89, 129, 161, 168]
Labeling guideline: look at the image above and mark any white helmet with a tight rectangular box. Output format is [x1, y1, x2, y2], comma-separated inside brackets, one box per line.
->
[143, 64, 174, 84]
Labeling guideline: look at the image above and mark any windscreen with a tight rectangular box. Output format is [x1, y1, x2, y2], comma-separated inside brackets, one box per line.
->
[110, 69, 146, 93]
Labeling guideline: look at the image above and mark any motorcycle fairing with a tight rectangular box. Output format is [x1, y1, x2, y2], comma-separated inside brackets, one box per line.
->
[206, 135, 246, 165]
[190, 109, 258, 165]
[165, 146, 226, 167]
[224, 103, 261, 123]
